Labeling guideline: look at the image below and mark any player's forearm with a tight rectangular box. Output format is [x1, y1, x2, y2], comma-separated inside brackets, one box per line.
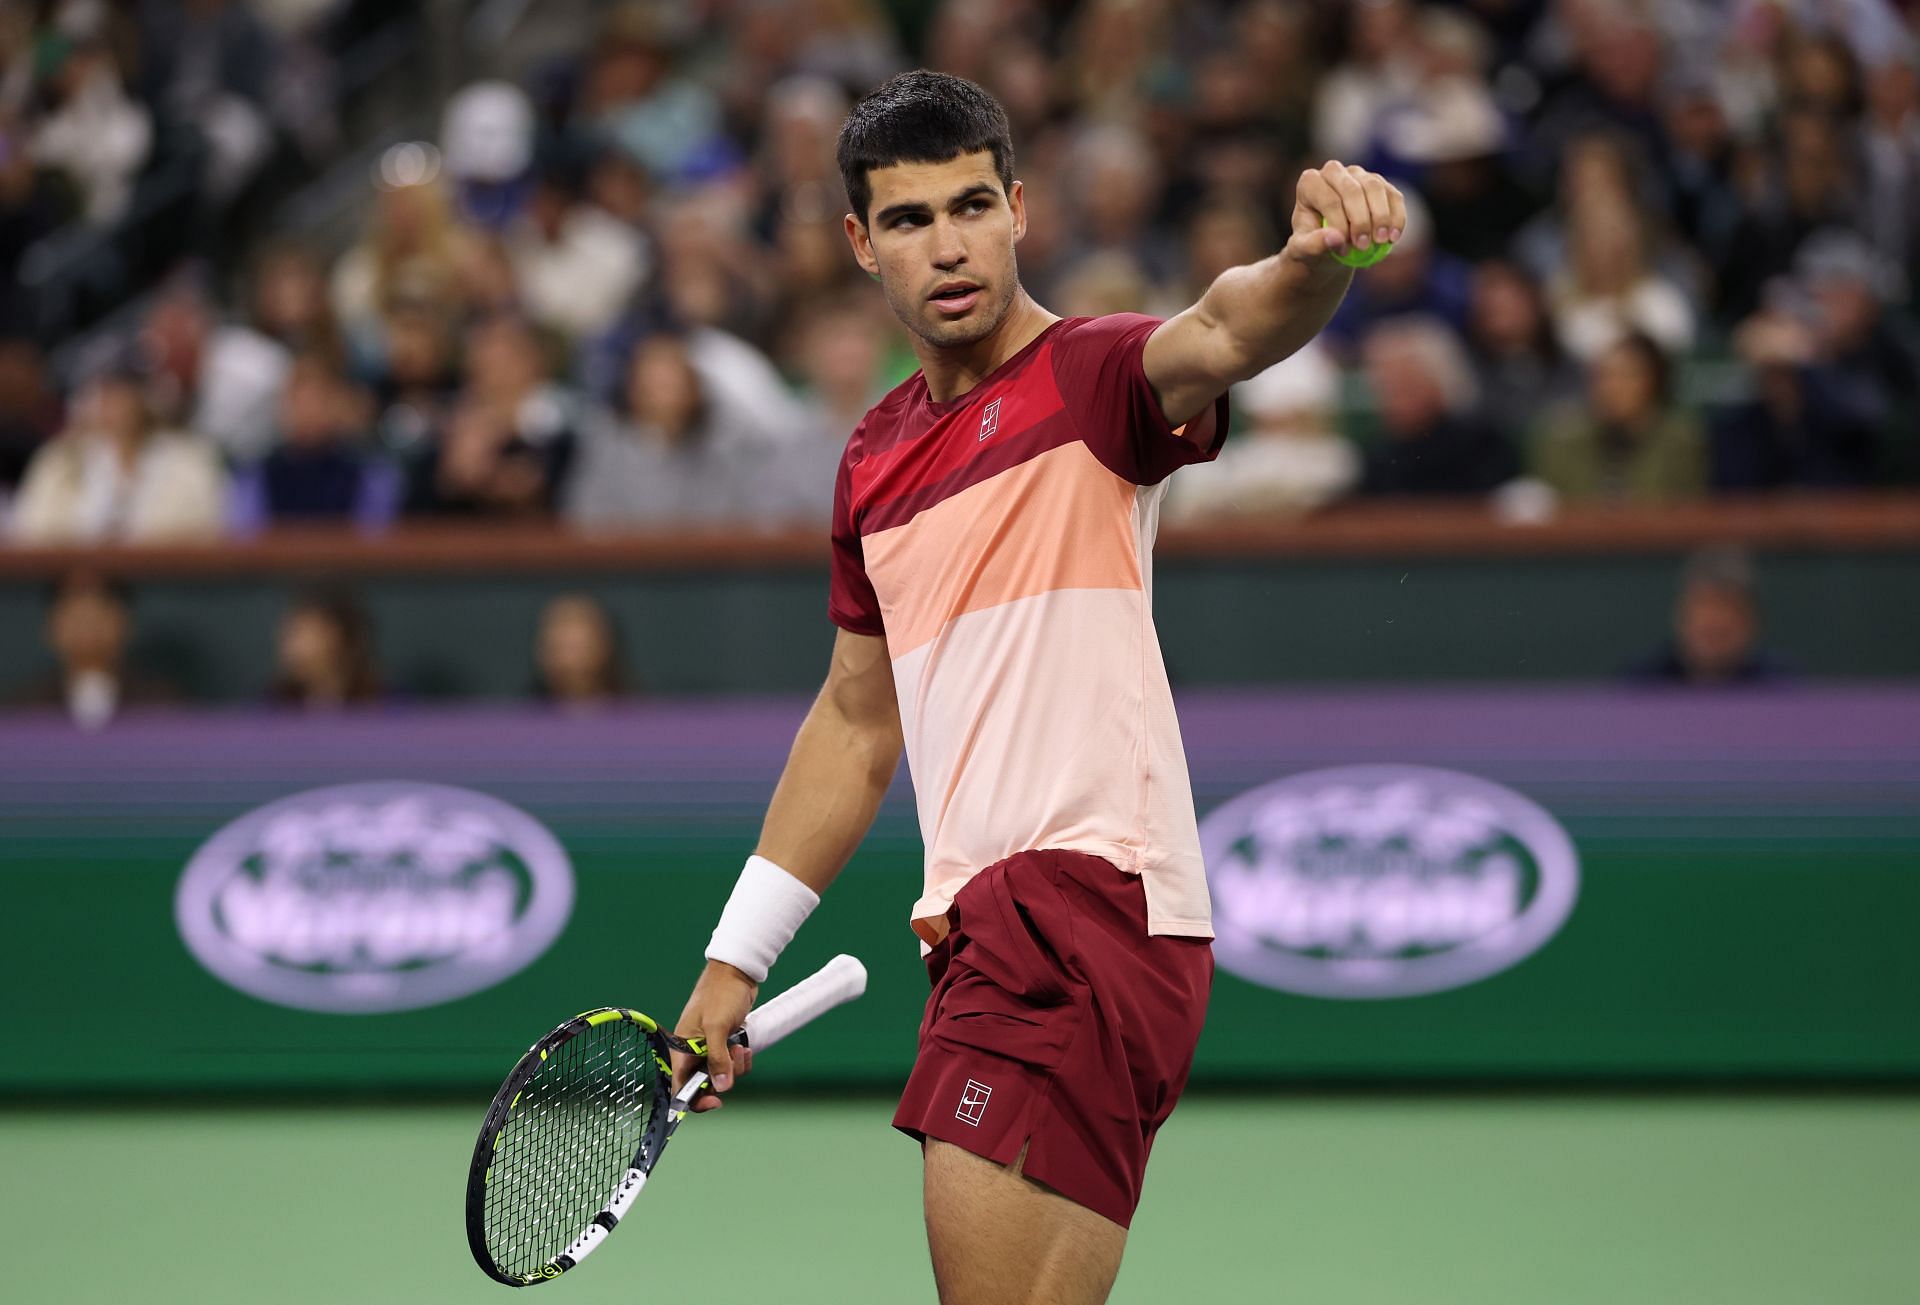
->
[754, 682, 903, 897]
[1192, 251, 1353, 383]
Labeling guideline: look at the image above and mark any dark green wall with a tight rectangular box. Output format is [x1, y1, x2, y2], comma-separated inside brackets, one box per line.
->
[2, 550, 1916, 701]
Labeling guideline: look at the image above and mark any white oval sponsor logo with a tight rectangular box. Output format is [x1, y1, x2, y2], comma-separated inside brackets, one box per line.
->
[176, 782, 574, 1013]
[1200, 765, 1579, 999]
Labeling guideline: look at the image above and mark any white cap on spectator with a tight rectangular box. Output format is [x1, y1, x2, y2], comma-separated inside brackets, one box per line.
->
[1384, 85, 1505, 164]
[442, 81, 535, 184]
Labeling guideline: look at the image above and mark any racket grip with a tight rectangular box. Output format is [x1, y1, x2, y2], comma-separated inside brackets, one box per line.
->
[742, 954, 867, 1053]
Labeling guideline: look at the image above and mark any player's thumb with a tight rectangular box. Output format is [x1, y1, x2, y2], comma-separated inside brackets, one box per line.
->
[704, 1033, 734, 1092]
[1286, 227, 1342, 262]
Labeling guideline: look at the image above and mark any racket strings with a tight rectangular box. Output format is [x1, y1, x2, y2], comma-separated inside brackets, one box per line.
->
[484, 1021, 661, 1278]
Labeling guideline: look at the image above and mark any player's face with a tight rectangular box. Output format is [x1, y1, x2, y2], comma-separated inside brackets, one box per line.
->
[847, 152, 1025, 350]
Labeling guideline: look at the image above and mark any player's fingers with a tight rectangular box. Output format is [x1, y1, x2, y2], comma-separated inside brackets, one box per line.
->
[1384, 181, 1408, 243]
[1358, 170, 1396, 246]
[669, 1045, 698, 1091]
[668, 1045, 723, 1110]
[1323, 162, 1375, 249]
[1291, 167, 1344, 247]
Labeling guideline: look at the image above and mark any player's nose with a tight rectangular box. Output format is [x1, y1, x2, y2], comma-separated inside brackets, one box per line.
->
[931, 220, 966, 271]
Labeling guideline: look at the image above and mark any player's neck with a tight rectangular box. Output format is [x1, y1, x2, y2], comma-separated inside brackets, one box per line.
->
[915, 292, 1059, 404]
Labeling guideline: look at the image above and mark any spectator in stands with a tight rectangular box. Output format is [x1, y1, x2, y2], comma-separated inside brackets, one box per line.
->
[1629, 547, 1790, 685]
[369, 299, 461, 467]
[1781, 30, 1863, 119]
[565, 330, 761, 528]
[440, 80, 535, 231]
[232, 355, 399, 529]
[1388, 13, 1533, 264]
[1860, 50, 1920, 275]
[18, 571, 174, 728]
[753, 74, 852, 239]
[406, 314, 575, 519]
[1231, 0, 1319, 137]
[1466, 259, 1578, 448]
[650, 186, 777, 349]
[11, 367, 228, 542]
[1530, 332, 1706, 505]
[1313, 0, 1421, 163]
[1710, 306, 1879, 490]
[533, 593, 631, 709]
[1547, 190, 1695, 363]
[451, 229, 523, 322]
[754, 297, 895, 524]
[135, 0, 281, 205]
[1167, 339, 1355, 519]
[250, 244, 345, 369]
[1796, 230, 1920, 429]
[1059, 0, 1179, 122]
[0, 110, 67, 330]
[0, 336, 58, 493]
[508, 152, 649, 345]
[270, 588, 381, 709]
[1179, 197, 1277, 311]
[331, 176, 469, 361]
[1053, 122, 1178, 290]
[1523, 1, 1667, 178]
[27, 30, 152, 227]
[1356, 316, 1517, 497]
[578, 4, 729, 184]
[1055, 250, 1155, 318]
[1659, 68, 1745, 275]
[140, 279, 292, 465]
[1717, 109, 1864, 323]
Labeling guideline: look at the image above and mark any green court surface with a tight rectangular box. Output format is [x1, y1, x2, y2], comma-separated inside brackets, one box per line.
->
[4, 1094, 1914, 1305]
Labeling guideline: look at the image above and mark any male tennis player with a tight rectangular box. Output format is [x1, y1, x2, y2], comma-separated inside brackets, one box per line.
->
[672, 71, 1404, 1304]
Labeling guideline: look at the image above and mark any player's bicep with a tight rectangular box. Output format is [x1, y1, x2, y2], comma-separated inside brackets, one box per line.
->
[1143, 304, 1249, 434]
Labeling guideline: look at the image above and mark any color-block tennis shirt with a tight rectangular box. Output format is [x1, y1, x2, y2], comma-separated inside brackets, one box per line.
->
[828, 313, 1229, 946]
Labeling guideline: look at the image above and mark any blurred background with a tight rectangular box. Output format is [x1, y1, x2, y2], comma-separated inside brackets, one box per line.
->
[0, 0, 1916, 1302]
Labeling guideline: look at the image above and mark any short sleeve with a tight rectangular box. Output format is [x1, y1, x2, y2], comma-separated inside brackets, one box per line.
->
[1049, 313, 1230, 486]
[828, 448, 885, 636]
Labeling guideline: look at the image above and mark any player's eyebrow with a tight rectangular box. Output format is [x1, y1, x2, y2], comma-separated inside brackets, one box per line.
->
[873, 183, 1001, 227]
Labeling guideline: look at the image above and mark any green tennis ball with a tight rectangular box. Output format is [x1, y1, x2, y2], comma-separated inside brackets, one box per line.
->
[1321, 217, 1394, 269]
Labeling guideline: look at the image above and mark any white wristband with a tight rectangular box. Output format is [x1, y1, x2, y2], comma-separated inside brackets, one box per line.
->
[704, 855, 820, 983]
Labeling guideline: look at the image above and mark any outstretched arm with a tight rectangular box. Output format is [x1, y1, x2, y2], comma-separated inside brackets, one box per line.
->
[1144, 161, 1406, 428]
[671, 628, 902, 1106]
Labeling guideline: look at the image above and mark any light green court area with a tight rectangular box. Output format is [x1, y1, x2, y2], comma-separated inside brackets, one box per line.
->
[4, 1094, 1914, 1305]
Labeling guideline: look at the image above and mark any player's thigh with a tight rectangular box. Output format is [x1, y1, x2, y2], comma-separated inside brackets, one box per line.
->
[922, 1138, 1127, 1305]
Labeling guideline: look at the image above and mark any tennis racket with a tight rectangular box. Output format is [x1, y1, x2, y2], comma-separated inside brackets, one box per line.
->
[465, 953, 868, 1287]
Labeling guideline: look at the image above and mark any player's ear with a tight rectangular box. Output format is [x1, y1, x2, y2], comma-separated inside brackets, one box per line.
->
[1008, 180, 1026, 244]
[844, 212, 880, 279]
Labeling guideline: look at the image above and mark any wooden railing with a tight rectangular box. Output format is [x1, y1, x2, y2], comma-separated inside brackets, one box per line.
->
[2, 493, 1917, 579]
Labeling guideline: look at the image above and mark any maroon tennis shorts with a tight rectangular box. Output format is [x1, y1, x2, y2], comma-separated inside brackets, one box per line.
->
[891, 848, 1213, 1227]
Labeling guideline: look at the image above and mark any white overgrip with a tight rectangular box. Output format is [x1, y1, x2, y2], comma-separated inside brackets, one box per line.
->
[741, 954, 867, 1054]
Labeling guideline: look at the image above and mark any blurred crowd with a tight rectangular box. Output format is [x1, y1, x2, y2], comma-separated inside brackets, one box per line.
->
[2, 0, 1918, 548]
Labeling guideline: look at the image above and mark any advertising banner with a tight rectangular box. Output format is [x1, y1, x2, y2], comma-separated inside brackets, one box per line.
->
[1, 689, 1914, 1092]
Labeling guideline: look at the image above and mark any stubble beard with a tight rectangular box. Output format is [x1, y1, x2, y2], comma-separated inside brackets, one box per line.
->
[885, 264, 1022, 352]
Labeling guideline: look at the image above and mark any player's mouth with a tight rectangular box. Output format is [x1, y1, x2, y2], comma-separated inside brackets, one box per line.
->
[928, 281, 984, 316]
